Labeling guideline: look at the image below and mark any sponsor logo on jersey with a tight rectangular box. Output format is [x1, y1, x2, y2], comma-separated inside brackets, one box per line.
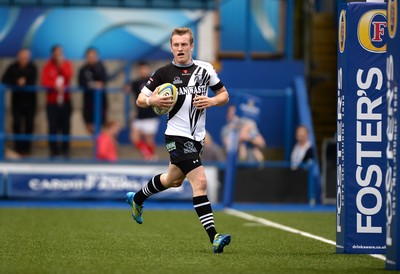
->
[178, 85, 207, 95]
[339, 9, 346, 53]
[388, 0, 397, 38]
[183, 141, 197, 154]
[173, 76, 183, 85]
[182, 69, 191, 76]
[357, 9, 387, 53]
[166, 141, 176, 152]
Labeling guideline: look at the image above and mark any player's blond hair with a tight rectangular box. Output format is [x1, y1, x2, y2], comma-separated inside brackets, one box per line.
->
[170, 27, 194, 45]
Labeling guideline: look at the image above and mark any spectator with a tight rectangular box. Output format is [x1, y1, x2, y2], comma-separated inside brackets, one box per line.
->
[1, 48, 37, 155]
[129, 61, 160, 161]
[221, 105, 266, 162]
[202, 131, 225, 162]
[41, 45, 73, 158]
[96, 120, 121, 162]
[290, 125, 313, 169]
[78, 47, 108, 134]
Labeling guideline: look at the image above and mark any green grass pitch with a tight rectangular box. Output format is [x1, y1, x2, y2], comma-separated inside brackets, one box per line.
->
[0, 208, 385, 273]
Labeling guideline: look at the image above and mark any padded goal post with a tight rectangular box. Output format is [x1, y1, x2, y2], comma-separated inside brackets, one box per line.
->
[385, 0, 400, 270]
[337, 2, 387, 254]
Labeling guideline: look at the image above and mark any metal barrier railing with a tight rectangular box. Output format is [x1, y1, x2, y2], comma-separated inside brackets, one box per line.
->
[0, 84, 130, 160]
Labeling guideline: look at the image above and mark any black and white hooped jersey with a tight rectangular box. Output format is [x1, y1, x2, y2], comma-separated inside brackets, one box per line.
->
[141, 60, 224, 141]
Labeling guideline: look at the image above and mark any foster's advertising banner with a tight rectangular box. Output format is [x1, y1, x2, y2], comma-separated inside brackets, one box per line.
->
[337, 2, 387, 254]
[386, 0, 400, 270]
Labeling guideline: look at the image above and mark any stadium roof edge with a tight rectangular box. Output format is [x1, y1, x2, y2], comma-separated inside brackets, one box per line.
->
[0, 0, 217, 10]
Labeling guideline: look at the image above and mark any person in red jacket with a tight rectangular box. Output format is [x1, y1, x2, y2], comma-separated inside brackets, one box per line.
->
[41, 45, 73, 158]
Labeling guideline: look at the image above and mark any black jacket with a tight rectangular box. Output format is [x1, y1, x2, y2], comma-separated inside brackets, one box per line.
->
[78, 61, 107, 102]
[1, 61, 37, 106]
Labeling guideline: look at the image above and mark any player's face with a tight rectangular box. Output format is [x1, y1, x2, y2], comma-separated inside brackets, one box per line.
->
[170, 34, 194, 65]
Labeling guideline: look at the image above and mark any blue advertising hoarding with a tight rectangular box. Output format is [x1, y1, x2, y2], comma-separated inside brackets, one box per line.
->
[7, 173, 193, 200]
[337, 2, 387, 254]
[219, 0, 283, 54]
[386, 0, 400, 270]
[0, 174, 4, 197]
[1, 163, 219, 202]
[0, 7, 204, 60]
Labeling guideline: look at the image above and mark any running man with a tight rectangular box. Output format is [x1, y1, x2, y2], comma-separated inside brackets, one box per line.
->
[126, 27, 231, 253]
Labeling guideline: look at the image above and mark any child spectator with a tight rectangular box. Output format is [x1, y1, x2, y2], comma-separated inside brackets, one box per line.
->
[290, 125, 313, 169]
[96, 120, 121, 162]
[221, 105, 266, 162]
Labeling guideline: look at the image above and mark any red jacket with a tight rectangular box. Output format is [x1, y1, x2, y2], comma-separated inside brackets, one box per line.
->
[96, 132, 118, 161]
[41, 59, 73, 104]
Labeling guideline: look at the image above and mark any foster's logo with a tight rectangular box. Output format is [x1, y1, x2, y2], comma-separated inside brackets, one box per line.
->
[338, 10, 346, 53]
[358, 9, 387, 53]
[388, 0, 397, 38]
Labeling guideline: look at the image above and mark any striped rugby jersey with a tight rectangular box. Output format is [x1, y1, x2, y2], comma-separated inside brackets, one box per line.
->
[141, 60, 224, 141]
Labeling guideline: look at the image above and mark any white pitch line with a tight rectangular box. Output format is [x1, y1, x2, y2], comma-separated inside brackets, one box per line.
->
[224, 208, 386, 261]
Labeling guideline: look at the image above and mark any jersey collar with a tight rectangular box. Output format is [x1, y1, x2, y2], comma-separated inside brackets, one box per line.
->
[172, 59, 194, 67]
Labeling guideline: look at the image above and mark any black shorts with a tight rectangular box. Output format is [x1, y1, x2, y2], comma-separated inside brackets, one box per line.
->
[165, 135, 204, 175]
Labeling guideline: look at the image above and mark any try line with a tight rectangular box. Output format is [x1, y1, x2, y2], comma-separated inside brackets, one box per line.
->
[224, 208, 386, 261]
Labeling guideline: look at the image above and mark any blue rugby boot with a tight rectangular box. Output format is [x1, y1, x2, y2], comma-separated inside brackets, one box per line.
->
[213, 234, 231, 253]
[125, 192, 143, 224]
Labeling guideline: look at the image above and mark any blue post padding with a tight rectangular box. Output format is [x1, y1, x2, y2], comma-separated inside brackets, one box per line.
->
[293, 76, 321, 203]
[124, 62, 132, 128]
[385, 0, 400, 269]
[0, 85, 5, 161]
[93, 89, 102, 158]
[285, 0, 294, 60]
[284, 88, 293, 161]
[222, 127, 239, 208]
[0, 173, 4, 198]
[307, 161, 316, 205]
[337, 2, 387, 254]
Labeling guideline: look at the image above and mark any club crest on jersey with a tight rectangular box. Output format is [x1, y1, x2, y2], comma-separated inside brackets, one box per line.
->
[173, 76, 183, 85]
[388, 0, 398, 38]
[357, 9, 387, 53]
[183, 141, 197, 154]
[194, 74, 203, 85]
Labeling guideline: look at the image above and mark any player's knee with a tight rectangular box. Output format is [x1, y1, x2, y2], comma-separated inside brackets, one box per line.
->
[194, 175, 207, 192]
[170, 178, 184, 188]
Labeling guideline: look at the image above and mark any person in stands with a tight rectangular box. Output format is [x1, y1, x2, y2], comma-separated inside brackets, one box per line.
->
[1, 48, 37, 156]
[78, 47, 108, 134]
[41, 45, 73, 158]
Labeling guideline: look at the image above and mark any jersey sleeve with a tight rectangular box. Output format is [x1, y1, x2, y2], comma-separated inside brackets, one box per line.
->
[141, 69, 162, 97]
[206, 63, 224, 92]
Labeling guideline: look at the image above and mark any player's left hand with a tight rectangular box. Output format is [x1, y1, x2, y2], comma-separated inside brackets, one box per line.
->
[193, 95, 215, 109]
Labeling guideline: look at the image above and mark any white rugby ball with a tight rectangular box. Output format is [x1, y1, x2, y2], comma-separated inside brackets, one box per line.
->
[152, 83, 178, 115]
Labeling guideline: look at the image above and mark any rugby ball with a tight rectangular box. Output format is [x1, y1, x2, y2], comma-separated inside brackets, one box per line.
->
[152, 83, 178, 115]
